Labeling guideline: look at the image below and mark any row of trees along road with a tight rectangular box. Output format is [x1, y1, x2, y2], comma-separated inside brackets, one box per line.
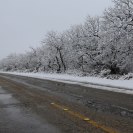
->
[0, 0, 133, 76]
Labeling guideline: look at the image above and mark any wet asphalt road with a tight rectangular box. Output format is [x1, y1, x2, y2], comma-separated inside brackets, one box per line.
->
[0, 73, 133, 133]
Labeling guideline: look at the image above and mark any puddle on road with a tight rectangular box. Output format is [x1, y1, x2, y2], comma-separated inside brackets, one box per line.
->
[0, 105, 60, 133]
[0, 93, 19, 105]
[0, 86, 20, 105]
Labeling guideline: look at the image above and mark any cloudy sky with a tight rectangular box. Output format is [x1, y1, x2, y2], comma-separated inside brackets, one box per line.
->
[0, 0, 112, 59]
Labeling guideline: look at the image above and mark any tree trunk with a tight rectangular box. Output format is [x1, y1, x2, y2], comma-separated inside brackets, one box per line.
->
[58, 49, 66, 72]
[55, 56, 61, 73]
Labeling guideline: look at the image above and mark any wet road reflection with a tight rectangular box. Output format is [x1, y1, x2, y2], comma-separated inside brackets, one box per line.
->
[0, 86, 60, 133]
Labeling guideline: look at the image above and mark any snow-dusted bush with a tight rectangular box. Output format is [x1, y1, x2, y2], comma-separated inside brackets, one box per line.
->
[100, 69, 111, 77]
[121, 73, 133, 80]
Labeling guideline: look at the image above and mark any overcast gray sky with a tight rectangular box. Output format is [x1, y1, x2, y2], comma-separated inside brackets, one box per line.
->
[0, 0, 112, 59]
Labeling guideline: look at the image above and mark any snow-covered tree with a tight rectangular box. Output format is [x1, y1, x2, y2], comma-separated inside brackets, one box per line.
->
[1, 0, 133, 77]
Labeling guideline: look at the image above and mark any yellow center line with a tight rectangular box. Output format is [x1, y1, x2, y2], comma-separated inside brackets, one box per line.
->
[51, 102, 119, 133]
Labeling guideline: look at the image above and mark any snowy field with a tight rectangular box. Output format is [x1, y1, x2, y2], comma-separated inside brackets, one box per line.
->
[0, 71, 133, 95]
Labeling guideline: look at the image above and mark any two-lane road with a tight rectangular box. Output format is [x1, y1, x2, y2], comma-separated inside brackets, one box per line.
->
[0, 73, 133, 133]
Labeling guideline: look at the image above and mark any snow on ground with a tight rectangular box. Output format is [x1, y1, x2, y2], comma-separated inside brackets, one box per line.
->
[0, 71, 133, 95]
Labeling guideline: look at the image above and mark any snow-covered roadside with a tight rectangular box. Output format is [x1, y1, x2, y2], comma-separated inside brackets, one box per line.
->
[0, 71, 133, 95]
